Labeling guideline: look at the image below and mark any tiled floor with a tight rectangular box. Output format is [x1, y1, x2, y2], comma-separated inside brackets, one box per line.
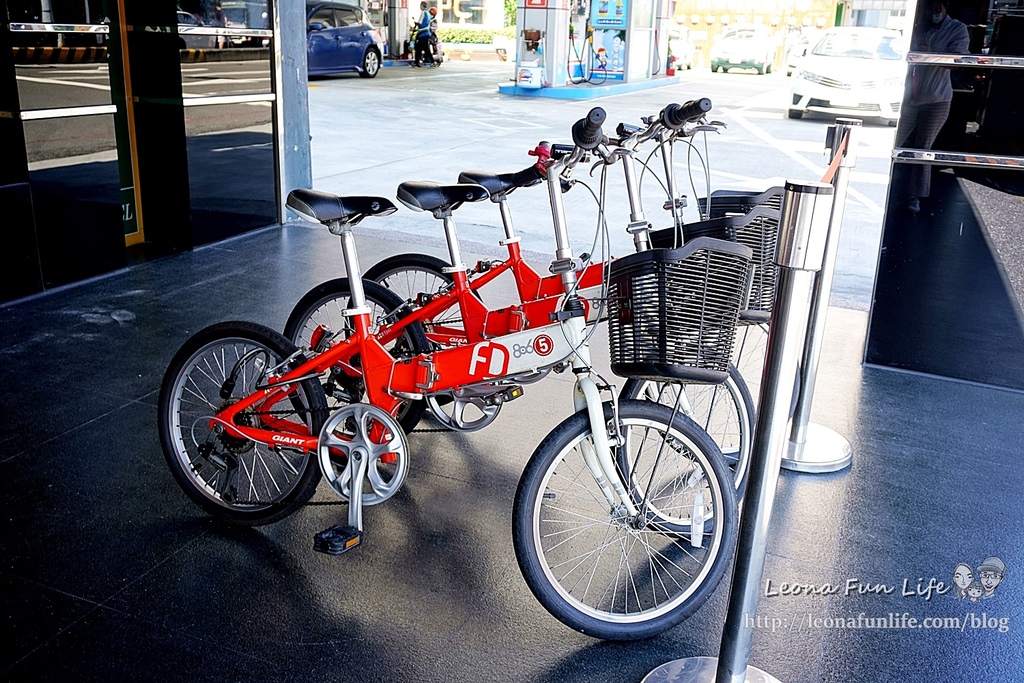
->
[1, 223, 1021, 683]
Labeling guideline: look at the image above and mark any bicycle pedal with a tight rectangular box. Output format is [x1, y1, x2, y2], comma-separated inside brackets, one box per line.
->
[482, 385, 524, 406]
[313, 525, 363, 555]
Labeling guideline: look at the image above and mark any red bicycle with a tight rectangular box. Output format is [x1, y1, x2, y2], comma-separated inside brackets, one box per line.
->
[284, 99, 764, 495]
[159, 106, 752, 641]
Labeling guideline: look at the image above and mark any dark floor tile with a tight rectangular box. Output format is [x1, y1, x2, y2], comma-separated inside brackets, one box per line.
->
[0, 574, 97, 673]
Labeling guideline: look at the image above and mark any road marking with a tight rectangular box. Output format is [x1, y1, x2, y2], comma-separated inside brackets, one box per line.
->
[725, 111, 884, 214]
[15, 74, 110, 91]
[182, 77, 269, 86]
[462, 116, 547, 129]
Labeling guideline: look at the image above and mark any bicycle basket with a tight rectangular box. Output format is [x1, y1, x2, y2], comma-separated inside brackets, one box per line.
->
[650, 196, 780, 325]
[700, 187, 783, 322]
[607, 237, 754, 384]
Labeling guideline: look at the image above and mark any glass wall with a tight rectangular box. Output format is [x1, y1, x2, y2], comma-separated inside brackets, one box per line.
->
[1, 0, 279, 301]
[9, 15, 126, 287]
[866, 0, 1024, 390]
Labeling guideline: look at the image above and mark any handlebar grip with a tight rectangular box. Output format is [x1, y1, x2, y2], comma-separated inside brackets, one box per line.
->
[662, 98, 712, 129]
[512, 163, 546, 188]
[571, 107, 607, 150]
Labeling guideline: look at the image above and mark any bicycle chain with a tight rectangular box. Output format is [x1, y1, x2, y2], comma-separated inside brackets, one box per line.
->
[215, 407, 452, 508]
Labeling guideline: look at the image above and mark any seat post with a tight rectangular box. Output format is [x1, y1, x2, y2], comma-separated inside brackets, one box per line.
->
[440, 212, 467, 274]
[496, 196, 520, 244]
[333, 221, 370, 316]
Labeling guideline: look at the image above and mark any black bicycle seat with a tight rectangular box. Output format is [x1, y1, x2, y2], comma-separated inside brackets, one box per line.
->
[287, 189, 397, 226]
[459, 167, 544, 200]
[396, 181, 489, 215]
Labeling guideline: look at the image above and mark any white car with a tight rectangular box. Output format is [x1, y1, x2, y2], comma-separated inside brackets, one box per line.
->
[710, 24, 777, 75]
[788, 26, 906, 125]
[667, 27, 696, 70]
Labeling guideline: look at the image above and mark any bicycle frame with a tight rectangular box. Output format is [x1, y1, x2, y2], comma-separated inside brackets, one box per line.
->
[397, 244, 607, 348]
[213, 148, 641, 522]
[382, 131, 680, 352]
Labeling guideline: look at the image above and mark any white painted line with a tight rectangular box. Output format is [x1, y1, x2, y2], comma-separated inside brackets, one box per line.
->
[16, 74, 109, 91]
[461, 116, 548, 129]
[726, 112, 884, 214]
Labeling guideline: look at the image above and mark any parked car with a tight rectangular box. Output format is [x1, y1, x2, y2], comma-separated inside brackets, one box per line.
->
[667, 26, 695, 70]
[784, 27, 823, 76]
[306, 1, 385, 78]
[710, 24, 776, 75]
[176, 10, 217, 50]
[221, 1, 271, 47]
[788, 26, 906, 125]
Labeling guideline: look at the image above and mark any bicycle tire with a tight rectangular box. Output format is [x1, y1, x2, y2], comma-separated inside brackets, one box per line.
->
[733, 322, 769, 402]
[158, 321, 328, 526]
[364, 253, 454, 300]
[364, 253, 469, 342]
[283, 278, 430, 433]
[620, 364, 755, 499]
[512, 400, 737, 641]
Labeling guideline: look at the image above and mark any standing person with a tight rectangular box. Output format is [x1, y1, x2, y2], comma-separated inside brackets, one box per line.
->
[895, 0, 969, 214]
[212, 3, 228, 49]
[412, 1, 434, 67]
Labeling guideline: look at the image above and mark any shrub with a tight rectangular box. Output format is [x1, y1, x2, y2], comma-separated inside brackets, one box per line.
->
[437, 26, 516, 44]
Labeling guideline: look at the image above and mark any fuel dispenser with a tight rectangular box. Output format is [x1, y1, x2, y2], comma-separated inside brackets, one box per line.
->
[514, 0, 571, 88]
[384, 0, 410, 59]
[513, 0, 668, 89]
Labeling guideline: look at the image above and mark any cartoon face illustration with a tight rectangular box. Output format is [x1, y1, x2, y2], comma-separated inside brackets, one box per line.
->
[953, 563, 973, 591]
[966, 581, 984, 601]
[978, 556, 1006, 595]
[980, 570, 1003, 593]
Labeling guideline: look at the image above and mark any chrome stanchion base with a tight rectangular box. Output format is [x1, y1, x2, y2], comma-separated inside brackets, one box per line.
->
[642, 656, 783, 683]
[781, 422, 852, 473]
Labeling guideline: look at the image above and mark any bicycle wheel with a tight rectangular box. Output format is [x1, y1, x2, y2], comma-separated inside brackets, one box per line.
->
[733, 322, 769, 402]
[620, 364, 755, 498]
[283, 278, 430, 433]
[158, 321, 328, 526]
[364, 253, 466, 343]
[364, 253, 454, 303]
[512, 400, 737, 641]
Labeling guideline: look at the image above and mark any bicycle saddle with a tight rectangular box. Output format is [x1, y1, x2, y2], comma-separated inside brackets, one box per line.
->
[396, 181, 489, 216]
[287, 189, 397, 226]
[459, 167, 544, 201]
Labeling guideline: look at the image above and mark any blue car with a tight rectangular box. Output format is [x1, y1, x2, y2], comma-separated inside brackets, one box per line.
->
[307, 1, 385, 78]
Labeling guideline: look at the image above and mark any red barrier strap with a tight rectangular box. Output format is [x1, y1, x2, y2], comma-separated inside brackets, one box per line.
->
[819, 131, 849, 185]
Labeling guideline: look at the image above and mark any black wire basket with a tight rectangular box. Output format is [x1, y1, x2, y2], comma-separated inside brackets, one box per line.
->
[607, 237, 754, 384]
[652, 187, 782, 325]
[700, 187, 783, 323]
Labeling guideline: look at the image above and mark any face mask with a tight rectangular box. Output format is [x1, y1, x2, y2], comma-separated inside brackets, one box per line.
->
[931, 12, 945, 24]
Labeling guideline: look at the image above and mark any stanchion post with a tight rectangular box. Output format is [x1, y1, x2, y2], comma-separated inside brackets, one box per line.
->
[642, 181, 836, 683]
[781, 118, 861, 473]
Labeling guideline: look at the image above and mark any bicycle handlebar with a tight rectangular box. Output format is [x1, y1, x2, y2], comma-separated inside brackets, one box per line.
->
[512, 162, 547, 187]
[571, 107, 607, 150]
[661, 98, 712, 130]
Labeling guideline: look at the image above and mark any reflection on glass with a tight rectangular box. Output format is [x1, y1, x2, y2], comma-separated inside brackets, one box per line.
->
[894, 0, 970, 215]
[185, 104, 276, 244]
[14, 63, 113, 115]
[23, 117, 126, 287]
[870, 0, 1024, 391]
[897, 4, 1024, 159]
[180, 52, 273, 99]
[178, 0, 272, 48]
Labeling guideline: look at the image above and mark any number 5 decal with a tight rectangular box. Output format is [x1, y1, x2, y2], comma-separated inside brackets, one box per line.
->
[534, 334, 554, 356]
